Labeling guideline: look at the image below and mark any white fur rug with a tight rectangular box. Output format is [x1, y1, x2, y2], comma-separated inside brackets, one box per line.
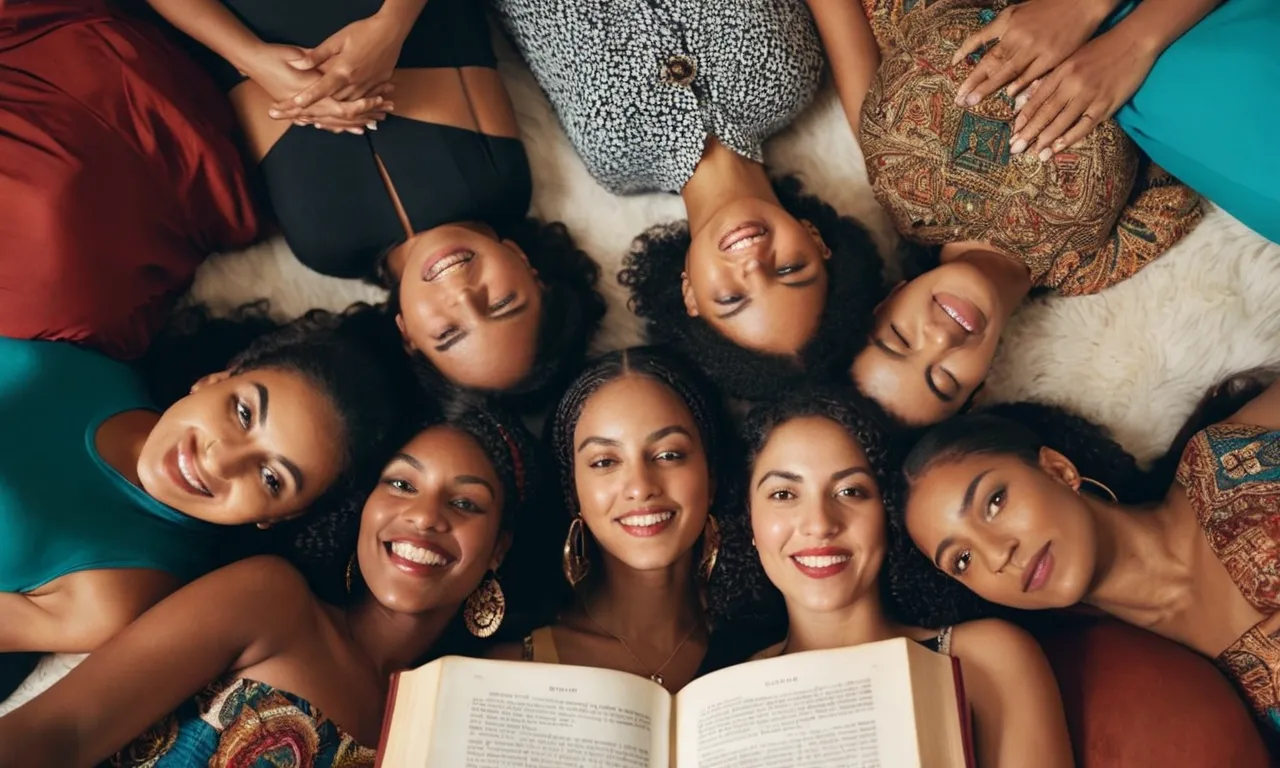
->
[4, 32, 1279, 716]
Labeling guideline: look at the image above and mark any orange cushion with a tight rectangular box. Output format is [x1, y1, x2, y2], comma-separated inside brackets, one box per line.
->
[1034, 616, 1273, 767]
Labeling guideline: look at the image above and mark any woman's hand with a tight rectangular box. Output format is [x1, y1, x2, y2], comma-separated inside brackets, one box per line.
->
[270, 13, 408, 117]
[244, 44, 390, 133]
[952, 0, 1117, 108]
[1010, 27, 1155, 159]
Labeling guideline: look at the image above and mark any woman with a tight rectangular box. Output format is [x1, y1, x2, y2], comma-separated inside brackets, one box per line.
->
[948, 0, 1278, 244]
[0, 0, 258, 360]
[494, 2, 886, 401]
[0, 308, 414, 699]
[803, 0, 1203, 426]
[489, 347, 733, 692]
[0, 404, 538, 766]
[899, 388, 1280, 735]
[719, 391, 1072, 766]
[145, 0, 606, 404]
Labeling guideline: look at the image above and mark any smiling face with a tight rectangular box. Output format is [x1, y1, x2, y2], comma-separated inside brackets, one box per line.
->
[396, 224, 544, 391]
[572, 375, 711, 573]
[750, 416, 886, 614]
[851, 260, 1009, 426]
[356, 426, 509, 614]
[903, 448, 1100, 611]
[682, 198, 831, 356]
[136, 369, 344, 526]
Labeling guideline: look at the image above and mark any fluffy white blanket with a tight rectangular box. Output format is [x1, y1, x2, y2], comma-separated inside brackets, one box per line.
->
[4, 34, 1278, 717]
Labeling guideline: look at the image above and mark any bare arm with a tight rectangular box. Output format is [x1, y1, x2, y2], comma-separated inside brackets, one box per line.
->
[0, 557, 315, 768]
[1110, 0, 1223, 60]
[952, 619, 1073, 768]
[805, 0, 881, 134]
[1225, 377, 1280, 432]
[142, 0, 265, 74]
[0, 570, 179, 653]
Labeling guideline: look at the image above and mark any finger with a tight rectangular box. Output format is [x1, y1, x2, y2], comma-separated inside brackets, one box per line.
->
[288, 38, 339, 72]
[1006, 58, 1050, 99]
[1013, 81, 1069, 154]
[289, 69, 349, 110]
[1051, 101, 1110, 153]
[962, 51, 1033, 106]
[333, 83, 361, 102]
[1013, 78, 1042, 111]
[1032, 96, 1086, 158]
[1013, 72, 1059, 137]
[952, 12, 1008, 65]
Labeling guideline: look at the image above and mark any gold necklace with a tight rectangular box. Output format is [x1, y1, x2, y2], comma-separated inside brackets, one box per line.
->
[578, 598, 699, 687]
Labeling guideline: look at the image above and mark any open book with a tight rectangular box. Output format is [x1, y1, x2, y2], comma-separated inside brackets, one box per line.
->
[375, 637, 973, 768]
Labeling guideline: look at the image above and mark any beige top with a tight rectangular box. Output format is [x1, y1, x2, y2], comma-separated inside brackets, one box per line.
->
[522, 626, 561, 664]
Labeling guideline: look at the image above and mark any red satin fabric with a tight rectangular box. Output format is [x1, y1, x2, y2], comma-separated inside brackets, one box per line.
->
[0, 0, 258, 359]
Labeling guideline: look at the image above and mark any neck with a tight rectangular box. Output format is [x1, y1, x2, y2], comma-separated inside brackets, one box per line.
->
[1083, 497, 1190, 617]
[781, 588, 906, 655]
[582, 552, 702, 643]
[386, 220, 497, 281]
[344, 595, 458, 679]
[681, 139, 777, 235]
[96, 410, 162, 487]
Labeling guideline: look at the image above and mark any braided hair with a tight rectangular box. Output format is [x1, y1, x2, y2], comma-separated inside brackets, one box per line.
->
[710, 388, 919, 632]
[618, 176, 885, 402]
[384, 218, 608, 412]
[543, 346, 738, 617]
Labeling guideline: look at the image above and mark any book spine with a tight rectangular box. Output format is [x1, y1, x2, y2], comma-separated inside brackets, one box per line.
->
[373, 671, 403, 768]
[951, 657, 976, 768]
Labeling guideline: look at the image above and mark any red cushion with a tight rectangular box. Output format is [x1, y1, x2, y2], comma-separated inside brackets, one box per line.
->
[1034, 616, 1273, 767]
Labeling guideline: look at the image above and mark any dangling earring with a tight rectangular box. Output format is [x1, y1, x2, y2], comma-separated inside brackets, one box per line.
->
[699, 515, 721, 583]
[345, 553, 357, 594]
[1078, 476, 1118, 503]
[256, 522, 270, 531]
[464, 572, 506, 638]
[563, 516, 591, 587]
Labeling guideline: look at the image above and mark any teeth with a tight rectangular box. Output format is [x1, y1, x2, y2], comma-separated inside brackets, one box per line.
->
[940, 303, 974, 332]
[618, 511, 674, 527]
[390, 541, 450, 566]
[727, 233, 766, 251]
[177, 448, 208, 494]
[427, 251, 474, 280]
[793, 554, 851, 568]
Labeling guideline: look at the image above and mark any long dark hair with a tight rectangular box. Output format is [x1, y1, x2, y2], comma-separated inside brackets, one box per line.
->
[618, 176, 885, 402]
[385, 219, 608, 412]
[542, 346, 738, 618]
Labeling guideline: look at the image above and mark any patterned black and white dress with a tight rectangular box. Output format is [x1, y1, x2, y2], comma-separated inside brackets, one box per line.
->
[492, 0, 826, 195]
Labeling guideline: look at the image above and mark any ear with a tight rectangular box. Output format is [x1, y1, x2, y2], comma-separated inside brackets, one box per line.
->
[489, 531, 514, 572]
[393, 313, 417, 354]
[800, 219, 831, 260]
[681, 270, 699, 318]
[190, 370, 232, 394]
[872, 280, 907, 316]
[1038, 447, 1081, 491]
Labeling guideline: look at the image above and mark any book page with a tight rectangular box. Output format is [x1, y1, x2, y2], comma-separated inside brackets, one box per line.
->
[417, 658, 671, 768]
[673, 639, 928, 768]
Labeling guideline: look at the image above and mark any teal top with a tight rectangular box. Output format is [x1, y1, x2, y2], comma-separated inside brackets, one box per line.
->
[0, 338, 215, 594]
[1108, 0, 1279, 243]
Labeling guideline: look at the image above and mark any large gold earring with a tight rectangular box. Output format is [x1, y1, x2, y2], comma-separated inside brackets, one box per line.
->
[699, 515, 721, 583]
[464, 572, 506, 638]
[563, 516, 590, 587]
[345, 553, 357, 594]
[1079, 476, 1117, 503]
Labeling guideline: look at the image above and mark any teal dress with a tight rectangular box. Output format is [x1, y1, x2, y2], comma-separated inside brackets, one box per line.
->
[0, 338, 214, 594]
[1108, 0, 1279, 243]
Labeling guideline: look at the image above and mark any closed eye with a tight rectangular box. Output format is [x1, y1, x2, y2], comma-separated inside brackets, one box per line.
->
[435, 325, 460, 342]
[891, 323, 911, 350]
[714, 294, 744, 306]
[488, 293, 516, 314]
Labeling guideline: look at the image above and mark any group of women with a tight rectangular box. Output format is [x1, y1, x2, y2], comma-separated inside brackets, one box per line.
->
[1, 0, 1278, 764]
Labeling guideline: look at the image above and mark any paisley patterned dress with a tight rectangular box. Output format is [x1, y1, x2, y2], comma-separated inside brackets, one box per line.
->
[108, 678, 375, 767]
[1177, 424, 1280, 731]
[858, 0, 1202, 296]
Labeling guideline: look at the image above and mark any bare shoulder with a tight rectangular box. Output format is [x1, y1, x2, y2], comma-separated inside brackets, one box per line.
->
[486, 641, 526, 661]
[1225, 378, 1280, 432]
[190, 556, 318, 625]
[949, 618, 1045, 666]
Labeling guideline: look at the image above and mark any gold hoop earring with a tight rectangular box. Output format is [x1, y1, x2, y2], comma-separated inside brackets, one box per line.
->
[345, 553, 357, 594]
[1079, 476, 1117, 503]
[563, 516, 591, 587]
[699, 515, 721, 583]
[464, 572, 506, 638]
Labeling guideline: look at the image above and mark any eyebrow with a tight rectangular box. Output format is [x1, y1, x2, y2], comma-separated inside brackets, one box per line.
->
[434, 302, 530, 353]
[832, 467, 874, 483]
[932, 469, 991, 568]
[576, 424, 693, 453]
[279, 456, 305, 494]
[756, 469, 802, 489]
[253, 383, 269, 426]
[391, 452, 424, 470]
[456, 474, 496, 498]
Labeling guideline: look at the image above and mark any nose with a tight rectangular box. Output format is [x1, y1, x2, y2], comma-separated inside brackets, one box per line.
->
[973, 530, 1017, 575]
[798, 498, 842, 539]
[921, 317, 959, 350]
[447, 284, 484, 314]
[401, 493, 450, 532]
[204, 438, 254, 481]
[623, 462, 663, 502]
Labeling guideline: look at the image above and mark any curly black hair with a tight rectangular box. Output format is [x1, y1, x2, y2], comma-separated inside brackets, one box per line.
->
[286, 395, 549, 646]
[541, 346, 739, 620]
[709, 387, 928, 634]
[618, 176, 885, 402]
[385, 218, 608, 413]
